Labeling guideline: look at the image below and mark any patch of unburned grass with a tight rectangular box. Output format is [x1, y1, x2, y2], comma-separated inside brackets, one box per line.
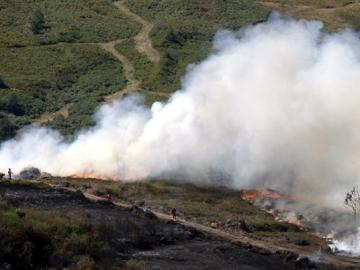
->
[255, 230, 323, 247]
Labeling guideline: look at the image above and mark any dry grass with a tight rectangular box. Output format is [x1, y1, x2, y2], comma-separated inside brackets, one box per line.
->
[259, 0, 360, 31]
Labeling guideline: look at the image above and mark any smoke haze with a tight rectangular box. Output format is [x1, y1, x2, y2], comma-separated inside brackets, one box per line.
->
[1, 15, 360, 208]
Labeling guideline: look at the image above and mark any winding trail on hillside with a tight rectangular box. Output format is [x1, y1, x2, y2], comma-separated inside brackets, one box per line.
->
[33, 0, 165, 125]
[99, 39, 141, 102]
[114, 0, 160, 63]
[32, 104, 71, 126]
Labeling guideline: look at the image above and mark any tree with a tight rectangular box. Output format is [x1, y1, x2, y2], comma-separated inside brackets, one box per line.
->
[0, 114, 17, 142]
[0, 76, 8, 89]
[0, 92, 26, 116]
[31, 7, 46, 35]
[344, 185, 360, 223]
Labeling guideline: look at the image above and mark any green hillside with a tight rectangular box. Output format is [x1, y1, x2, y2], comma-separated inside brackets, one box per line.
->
[1, 0, 360, 141]
[0, 0, 139, 139]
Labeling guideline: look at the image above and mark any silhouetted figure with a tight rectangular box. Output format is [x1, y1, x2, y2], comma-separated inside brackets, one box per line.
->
[107, 193, 112, 201]
[0, 173, 4, 180]
[8, 168, 12, 180]
[171, 208, 177, 220]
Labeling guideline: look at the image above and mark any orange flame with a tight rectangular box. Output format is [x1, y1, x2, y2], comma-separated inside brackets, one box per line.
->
[68, 173, 118, 181]
[241, 188, 304, 227]
[287, 217, 304, 227]
[241, 188, 285, 202]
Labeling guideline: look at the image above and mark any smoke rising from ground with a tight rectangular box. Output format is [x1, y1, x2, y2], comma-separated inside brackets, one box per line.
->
[1, 15, 360, 208]
[330, 228, 360, 256]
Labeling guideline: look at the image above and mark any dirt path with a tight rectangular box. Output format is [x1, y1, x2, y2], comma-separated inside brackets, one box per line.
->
[32, 38, 140, 124]
[114, 0, 160, 63]
[81, 191, 360, 269]
[99, 39, 141, 102]
[32, 104, 71, 126]
[32, 0, 162, 125]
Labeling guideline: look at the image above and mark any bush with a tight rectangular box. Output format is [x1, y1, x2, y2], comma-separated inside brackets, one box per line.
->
[0, 113, 17, 141]
[31, 7, 47, 35]
[0, 77, 8, 89]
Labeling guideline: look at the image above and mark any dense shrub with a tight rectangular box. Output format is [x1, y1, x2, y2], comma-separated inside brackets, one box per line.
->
[0, 113, 17, 141]
[31, 7, 47, 35]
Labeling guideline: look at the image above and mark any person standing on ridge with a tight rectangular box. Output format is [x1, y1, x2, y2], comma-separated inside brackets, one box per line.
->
[8, 168, 12, 180]
[171, 208, 177, 221]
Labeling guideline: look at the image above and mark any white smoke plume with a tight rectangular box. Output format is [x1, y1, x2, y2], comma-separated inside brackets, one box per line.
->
[330, 227, 360, 256]
[1, 15, 360, 208]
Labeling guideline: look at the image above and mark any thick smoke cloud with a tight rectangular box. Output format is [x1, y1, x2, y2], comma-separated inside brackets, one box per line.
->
[1, 15, 360, 208]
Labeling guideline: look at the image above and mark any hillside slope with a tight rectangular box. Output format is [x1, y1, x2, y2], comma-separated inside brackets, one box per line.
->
[1, 0, 360, 140]
[0, 0, 139, 140]
[0, 180, 351, 269]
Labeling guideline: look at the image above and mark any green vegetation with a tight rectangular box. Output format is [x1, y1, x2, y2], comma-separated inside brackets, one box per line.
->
[121, 0, 268, 93]
[115, 40, 158, 91]
[0, 203, 107, 269]
[30, 7, 47, 35]
[0, 0, 140, 47]
[0, 44, 126, 137]
[0, 0, 140, 141]
[2, 0, 360, 141]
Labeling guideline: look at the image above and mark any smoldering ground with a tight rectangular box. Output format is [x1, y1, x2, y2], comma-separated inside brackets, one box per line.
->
[1, 15, 360, 213]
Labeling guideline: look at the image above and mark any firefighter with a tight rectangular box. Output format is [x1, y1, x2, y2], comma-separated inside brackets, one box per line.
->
[8, 168, 12, 180]
[171, 208, 177, 221]
[107, 192, 112, 201]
